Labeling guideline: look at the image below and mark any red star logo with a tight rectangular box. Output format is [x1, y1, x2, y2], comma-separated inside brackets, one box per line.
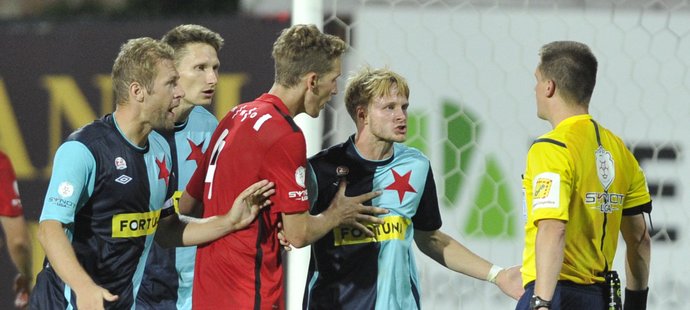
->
[186, 138, 205, 167]
[156, 156, 170, 186]
[385, 169, 416, 203]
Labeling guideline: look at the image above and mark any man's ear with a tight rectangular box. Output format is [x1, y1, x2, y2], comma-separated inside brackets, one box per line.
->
[356, 105, 367, 124]
[546, 79, 556, 98]
[305, 72, 318, 93]
[130, 82, 145, 102]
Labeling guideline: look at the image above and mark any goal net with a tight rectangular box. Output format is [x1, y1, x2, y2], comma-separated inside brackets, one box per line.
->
[308, 1, 688, 308]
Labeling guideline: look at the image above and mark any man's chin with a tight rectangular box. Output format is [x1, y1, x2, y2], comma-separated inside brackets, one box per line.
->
[194, 99, 212, 106]
[392, 134, 407, 143]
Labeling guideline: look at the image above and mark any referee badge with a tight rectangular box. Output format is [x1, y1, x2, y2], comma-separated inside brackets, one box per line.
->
[595, 145, 615, 190]
[532, 172, 560, 209]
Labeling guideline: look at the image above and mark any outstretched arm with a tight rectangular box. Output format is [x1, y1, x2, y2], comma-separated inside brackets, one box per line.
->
[38, 220, 118, 310]
[414, 229, 524, 300]
[156, 180, 275, 247]
[281, 180, 387, 248]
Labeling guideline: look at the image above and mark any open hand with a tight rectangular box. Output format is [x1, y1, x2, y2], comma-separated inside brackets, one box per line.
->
[227, 180, 275, 230]
[327, 179, 388, 237]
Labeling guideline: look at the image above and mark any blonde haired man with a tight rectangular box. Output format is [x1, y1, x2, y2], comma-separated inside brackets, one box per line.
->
[303, 67, 523, 309]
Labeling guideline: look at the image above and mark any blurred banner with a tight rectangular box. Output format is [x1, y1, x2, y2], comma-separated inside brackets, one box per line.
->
[0, 16, 287, 308]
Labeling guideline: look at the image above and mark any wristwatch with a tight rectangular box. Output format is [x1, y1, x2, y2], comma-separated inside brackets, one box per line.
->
[529, 295, 551, 309]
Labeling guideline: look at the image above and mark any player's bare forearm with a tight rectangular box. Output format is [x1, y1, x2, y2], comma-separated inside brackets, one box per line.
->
[281, 210, 370, 248]
[621, 214, 651, 290]
[282, 180, 386, 248]
[280, 212, 327, 248]
[414, 229, 524, 299]
[159, 179, 275, 247]
[415, 229, 491, 279]
[37, 220, 103, 295]
[534, 219, 566, 300]
[157, 212, 236, 247]
[0, 216, 32, 278]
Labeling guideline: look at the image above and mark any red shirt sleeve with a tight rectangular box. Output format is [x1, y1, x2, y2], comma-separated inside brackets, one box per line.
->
[186, 158, 206, 201]
[0, 153, 23, 217]
[186, 126, 219, 201]
[261, 131, 309, 215]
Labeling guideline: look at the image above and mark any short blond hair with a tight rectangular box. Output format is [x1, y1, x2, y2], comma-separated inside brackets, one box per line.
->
[112, 37, 174, 105]
[345, 67, 410, 121]
[272, 24, 346, 87]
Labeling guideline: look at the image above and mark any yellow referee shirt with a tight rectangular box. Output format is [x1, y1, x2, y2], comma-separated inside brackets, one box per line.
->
[521, 114, 651, 285]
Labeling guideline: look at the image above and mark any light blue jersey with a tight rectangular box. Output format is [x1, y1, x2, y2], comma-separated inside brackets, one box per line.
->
[304, 135, 442, 310]
[138, 106, 218, 309]
[31, 114, 172, 309]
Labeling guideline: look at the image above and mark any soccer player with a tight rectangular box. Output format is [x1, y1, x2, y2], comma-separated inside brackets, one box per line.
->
[185, 24, 388, 309]
[517, 41, 652, 310]
[30, 37, 273, 310]
[302, 67, 523, 309]
[0, 151, 32, 308]
[137, 24, 222, 310]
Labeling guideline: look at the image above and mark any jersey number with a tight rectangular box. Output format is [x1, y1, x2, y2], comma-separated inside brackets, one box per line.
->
[205, 129, 229, 199]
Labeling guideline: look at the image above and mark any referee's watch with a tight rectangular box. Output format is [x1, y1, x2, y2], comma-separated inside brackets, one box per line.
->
[529, 295, 551, 309]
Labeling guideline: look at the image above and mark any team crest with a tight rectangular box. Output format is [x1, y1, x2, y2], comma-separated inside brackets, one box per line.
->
[336, 166, 349, 177]
[58, 181, 74, 198]
[295, 166, 306, 188]
[595, 146, 615, 191]
[115, 157, 127, 170]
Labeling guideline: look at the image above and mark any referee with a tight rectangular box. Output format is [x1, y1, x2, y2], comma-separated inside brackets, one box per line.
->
[516, 41, 651, 310]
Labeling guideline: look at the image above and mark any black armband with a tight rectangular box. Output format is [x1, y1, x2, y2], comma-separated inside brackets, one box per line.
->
[623, 287, 648, 310]
[159, 198, 177, 218]
[622, 202, 652, 216]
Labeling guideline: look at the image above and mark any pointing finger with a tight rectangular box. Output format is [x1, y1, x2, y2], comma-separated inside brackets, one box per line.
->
[335, 178, 348, 195]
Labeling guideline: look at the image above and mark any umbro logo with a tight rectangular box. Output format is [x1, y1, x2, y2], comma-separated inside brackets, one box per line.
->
[115, 175, 133, 184]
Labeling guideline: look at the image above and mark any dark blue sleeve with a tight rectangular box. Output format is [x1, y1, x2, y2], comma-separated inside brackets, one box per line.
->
[412, 167, 442, 231]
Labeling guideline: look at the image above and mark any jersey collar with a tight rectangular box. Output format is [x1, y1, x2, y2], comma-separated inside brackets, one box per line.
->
[345, 134, 395, 167]
[174, 117, 189, 132]
[256, 93, 291, 117]
[555, 114, 592, 130]
[106, 113, 149, 153]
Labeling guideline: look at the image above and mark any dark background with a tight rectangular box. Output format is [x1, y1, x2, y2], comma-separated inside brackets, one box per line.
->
[0, 10, 289, 307]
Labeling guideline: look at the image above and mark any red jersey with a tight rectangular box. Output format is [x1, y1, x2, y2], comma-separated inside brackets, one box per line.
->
[0, 151, 23, 217]
[188, 94, 309, 309]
